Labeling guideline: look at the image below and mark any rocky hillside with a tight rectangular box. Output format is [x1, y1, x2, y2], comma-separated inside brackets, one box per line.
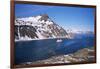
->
[15, 14, 71, 41]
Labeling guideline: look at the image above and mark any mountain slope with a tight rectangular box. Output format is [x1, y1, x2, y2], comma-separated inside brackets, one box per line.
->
[15, 14, 71, 41]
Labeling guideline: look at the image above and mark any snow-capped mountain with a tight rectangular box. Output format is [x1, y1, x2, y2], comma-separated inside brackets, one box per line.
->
[15, 14, 72, 41]
[73, 31, 94, 34]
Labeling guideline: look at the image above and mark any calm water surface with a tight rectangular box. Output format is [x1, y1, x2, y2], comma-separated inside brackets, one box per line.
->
[15, 34, 94, 64]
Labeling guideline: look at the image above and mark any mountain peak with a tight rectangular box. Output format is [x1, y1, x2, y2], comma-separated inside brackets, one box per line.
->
[15, 14, 72, 41]
[39, 14, 49, 21]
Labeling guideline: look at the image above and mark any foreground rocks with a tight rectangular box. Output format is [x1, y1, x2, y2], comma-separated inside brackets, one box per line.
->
[20, 47, 95, 65]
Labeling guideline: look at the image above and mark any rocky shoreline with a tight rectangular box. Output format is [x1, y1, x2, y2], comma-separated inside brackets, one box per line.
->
[19, 47, 95, 65]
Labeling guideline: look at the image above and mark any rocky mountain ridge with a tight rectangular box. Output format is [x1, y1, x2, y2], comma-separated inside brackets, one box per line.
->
[15, 14, 72, 41]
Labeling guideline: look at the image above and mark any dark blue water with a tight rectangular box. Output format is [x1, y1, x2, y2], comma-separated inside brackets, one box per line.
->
[15, 34, 94, 64]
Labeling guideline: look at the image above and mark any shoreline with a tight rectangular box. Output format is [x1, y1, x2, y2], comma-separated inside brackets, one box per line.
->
[18, 47, 95, 65]
[15, 37, 72, 42]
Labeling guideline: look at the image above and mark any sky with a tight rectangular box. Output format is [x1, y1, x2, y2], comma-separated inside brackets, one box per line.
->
[15, 4, 95, 32]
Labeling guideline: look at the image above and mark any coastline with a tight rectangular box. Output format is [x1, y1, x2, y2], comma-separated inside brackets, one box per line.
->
[15, 37, 72, 42]
[18, 47, 95, 65]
